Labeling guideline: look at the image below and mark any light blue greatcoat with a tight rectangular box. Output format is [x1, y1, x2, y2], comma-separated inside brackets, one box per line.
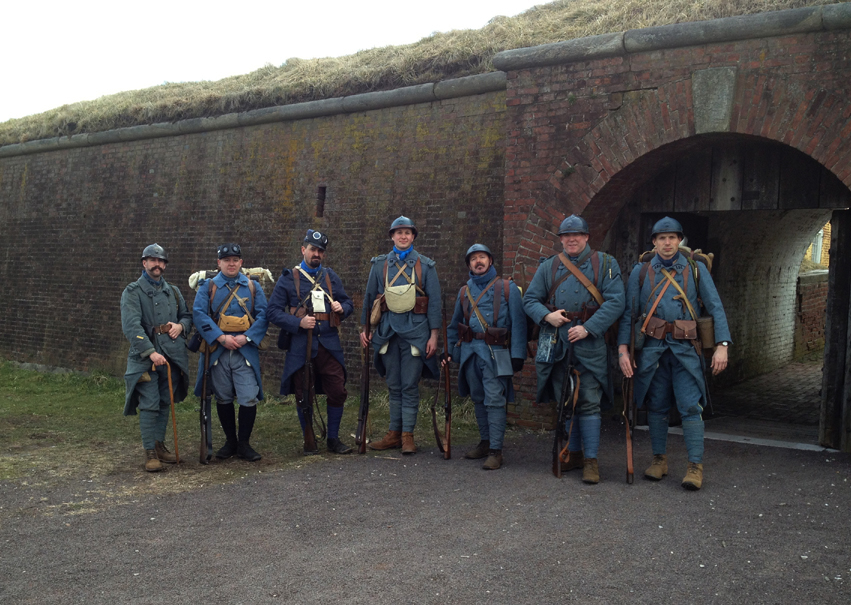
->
[360, 249, 441, 380]
[617, 252, 732, 409]
[266, 265, 354, 395]
[121, 275, 192, 416]
[193, 272, 269, 400]
[446, 273, 528, 400]
[523, 245, 625, 407]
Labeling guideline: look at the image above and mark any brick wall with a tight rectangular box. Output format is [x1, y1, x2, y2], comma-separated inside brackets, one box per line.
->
[0, 92, 507, 395]
[794, 270, 829, 358]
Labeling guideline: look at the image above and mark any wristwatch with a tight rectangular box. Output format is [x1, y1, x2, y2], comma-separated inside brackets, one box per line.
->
[717, 341, 730, 347]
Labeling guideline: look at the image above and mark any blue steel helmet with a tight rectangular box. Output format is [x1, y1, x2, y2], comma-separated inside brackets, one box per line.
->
[303, 229, 328, 251]
[557, 215, 590, 235]
[141, 243, 168, 263]
[465, 243, 494, 266]
[388, 216, 418, 238]
[651, 216, 684, 240]
[217, 243, 242, 259]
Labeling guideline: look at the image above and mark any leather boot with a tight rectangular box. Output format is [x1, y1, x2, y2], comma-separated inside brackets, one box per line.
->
[560, 451, 584, 472]
[154, 441, 177, 464]
[682, 462, 704, 490]
[482, 449, 503, 470]
[327, 438, 353, 455]
[368, 430, 402, 450]
[237, 405, 261, 462]
[582, 458, 600, 484]
[464, 440, 490, 460]
[401, 432, 417, 455]
[645, 454, 668, 481]
[144, 449, 163, 472]
[216, 403, 238, 459]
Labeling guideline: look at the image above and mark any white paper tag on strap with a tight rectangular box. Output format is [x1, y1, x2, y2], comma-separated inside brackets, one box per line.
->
[311, 290, 327, 313]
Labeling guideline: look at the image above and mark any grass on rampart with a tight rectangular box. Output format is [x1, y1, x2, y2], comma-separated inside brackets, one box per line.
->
[0, 0, 832, 146]
[0, 362, 484, 518]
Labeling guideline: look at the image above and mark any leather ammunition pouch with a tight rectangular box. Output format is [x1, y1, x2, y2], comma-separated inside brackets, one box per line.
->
[697, 316, 715, 349]
[644, 317, 698, 341]
[369, 294, 385, 326]
[413, 296, 429, 314]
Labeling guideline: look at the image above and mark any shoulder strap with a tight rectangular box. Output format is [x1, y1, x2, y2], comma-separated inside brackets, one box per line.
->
[325, 272, 334, 300]
[460, 285, 471, 324]
[639, 262, 650, 289]
[558, 252, 604, 306]
[660, 268, 698, 320]
[641, 280, 672, 333]
[590, 253, 600, 288]
[247, 279, 256, 314]
[293, 266, 301, 301]
[492, 279, 503, 326]
[465, 277, 500, 330]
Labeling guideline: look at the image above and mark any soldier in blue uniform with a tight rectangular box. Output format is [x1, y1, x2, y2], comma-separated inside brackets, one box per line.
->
[360, 216, 441, 454]
[618, 217, 730, 491]
[121, 244, 193, 472]
[445, 244, 527, 470]
[193, 243, 269, 462]
[267, 229, 355, 455]
[523, 216, 625, 484]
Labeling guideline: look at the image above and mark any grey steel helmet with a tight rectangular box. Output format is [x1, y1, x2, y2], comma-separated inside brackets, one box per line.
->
[465, 243, 493, 266]
[141, 243, 168, 263]
[303, 229, 328, 251]
[388, 216, 418, 238]
[557, 215, 590, 235]
[651, 216, 684, 240]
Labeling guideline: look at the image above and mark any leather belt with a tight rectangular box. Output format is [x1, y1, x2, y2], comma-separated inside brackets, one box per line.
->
[314, 313, 332, 321]
[562, 307, 598, 322]
[153, 324, 171, 335]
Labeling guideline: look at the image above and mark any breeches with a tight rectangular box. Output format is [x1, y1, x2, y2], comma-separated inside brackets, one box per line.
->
[381, 334, 424, 431]
[135, 364, 177, 411]
[645, 349, 703, 419]
[211, 350, 259, 407]
[549, 360, 603, 416]
[292, 344, 347, 408]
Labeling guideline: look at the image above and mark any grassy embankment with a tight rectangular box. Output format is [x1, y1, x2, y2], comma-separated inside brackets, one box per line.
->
[0, 362, 484, 515]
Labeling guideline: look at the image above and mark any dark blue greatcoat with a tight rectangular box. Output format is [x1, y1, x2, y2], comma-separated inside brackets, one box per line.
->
[121, 275, 193, 415]
[359, 249, 441, 380]
[446, 273, 528, 401]
[266, 265, 354, 395]
[193, 272, 269, 399]
[523, 245, 625, 406]
[617, 252, 732, 409]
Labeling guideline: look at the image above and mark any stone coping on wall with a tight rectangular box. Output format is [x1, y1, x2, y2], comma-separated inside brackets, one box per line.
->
[798, 269, 830, 285]
[2, 3, 850, 159]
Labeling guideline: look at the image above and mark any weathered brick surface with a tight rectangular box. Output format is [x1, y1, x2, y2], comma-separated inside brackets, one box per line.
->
[0, 93, 507, 394]
[794, 271, 829, 358]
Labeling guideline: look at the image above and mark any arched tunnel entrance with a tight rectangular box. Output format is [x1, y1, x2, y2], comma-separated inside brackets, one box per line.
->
[591, 135, 851, 447]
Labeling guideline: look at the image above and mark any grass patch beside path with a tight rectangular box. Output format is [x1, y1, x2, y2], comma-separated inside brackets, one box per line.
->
[0, 362, 485, 519]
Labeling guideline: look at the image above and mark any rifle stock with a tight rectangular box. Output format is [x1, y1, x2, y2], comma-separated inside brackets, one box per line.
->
[552, 318, 579, 478]
[625, 299, 637, 484]
[301, 327, 317, 453]
[442, 308, 452, 459]
[356, 324, 371, 454]
[199, 347, 213, 464]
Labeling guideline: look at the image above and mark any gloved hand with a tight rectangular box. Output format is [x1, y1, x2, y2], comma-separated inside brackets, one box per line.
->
[511, 358, 525, 372]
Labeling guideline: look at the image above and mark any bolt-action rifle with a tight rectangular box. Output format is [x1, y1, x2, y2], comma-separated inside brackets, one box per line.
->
[553, 317, 580, 478]
[199, 344, 213, 464]
[356, 323, 371, 454]
[301, 326, 319, 453]
[623, 297, 637, 484]
[431, 308, 452, 459]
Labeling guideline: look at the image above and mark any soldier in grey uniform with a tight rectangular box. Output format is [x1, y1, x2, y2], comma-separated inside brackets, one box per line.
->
[445, 244, 527, 470]
[360, 216, 441, 454]
[523, 216, 625, 484]
[121, 244, 192, 472]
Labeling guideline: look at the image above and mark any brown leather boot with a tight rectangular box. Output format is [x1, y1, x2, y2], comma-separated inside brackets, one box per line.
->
[560, 451, 584, 472]
[482, 449, 503, 470]
[401, 432, 417, 455]
[368, 430, 402, 451]
[155, 441, 177, 464]
[582, 458, 600, 484]
[644, 454, 668, 481]
[145, 449, 163, 472]
[464, 440, 490, 460]
[682, 462, 704, 490]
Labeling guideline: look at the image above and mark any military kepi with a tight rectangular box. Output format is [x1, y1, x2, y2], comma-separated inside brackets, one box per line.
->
[217, 243, 242, 259]
[304, 229, 328, 250]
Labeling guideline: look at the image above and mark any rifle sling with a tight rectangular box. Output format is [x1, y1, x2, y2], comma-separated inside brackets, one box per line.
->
[557, 252, 605, 306]
[660, 268, 698, 321]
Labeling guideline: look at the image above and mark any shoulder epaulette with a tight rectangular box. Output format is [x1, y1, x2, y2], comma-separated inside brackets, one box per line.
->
[280, 267, 292, 278]
[125, 282, 140, 292]
[370, 254, 387, 264]
[422, 256, 436, 268]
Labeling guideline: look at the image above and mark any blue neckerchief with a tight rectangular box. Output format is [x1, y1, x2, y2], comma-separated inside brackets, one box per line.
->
[393, 246, 412, 261]
[660, 254, 676, 268]
[568, 255, 579, 263]
[142, 271, 162, 288]
[470, 266, 498, 287]
[300, 260, 321, 276]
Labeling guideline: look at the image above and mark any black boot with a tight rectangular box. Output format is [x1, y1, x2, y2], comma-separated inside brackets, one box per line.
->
[237, 405, 261, 461]
[216, 403, 238, 459]
[327, 437, 353, 455]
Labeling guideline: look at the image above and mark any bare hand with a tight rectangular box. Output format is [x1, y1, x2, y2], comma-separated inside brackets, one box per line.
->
[441, 355, 452, 367]
[711, 345, 728, 375]
[150, 352, 167, 367]
[300, 316, 317, 330]
[567, 325, 589, 343]
[425, 332, 439, 359]
[330, 301, 343, 314]
[360, 330, 372, 348]
[544, 310, 569, 328]
[618, 346, 633, 378]
[232, 335, 248, 347]
[166, 322, 183, 339]
[218, 334, 239, 350]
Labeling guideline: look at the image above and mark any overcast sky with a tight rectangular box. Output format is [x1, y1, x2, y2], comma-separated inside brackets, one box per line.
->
[1, 0, 544, 123]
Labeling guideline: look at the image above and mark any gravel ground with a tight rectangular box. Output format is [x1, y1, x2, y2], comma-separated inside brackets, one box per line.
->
[1, 420, 849, 604]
